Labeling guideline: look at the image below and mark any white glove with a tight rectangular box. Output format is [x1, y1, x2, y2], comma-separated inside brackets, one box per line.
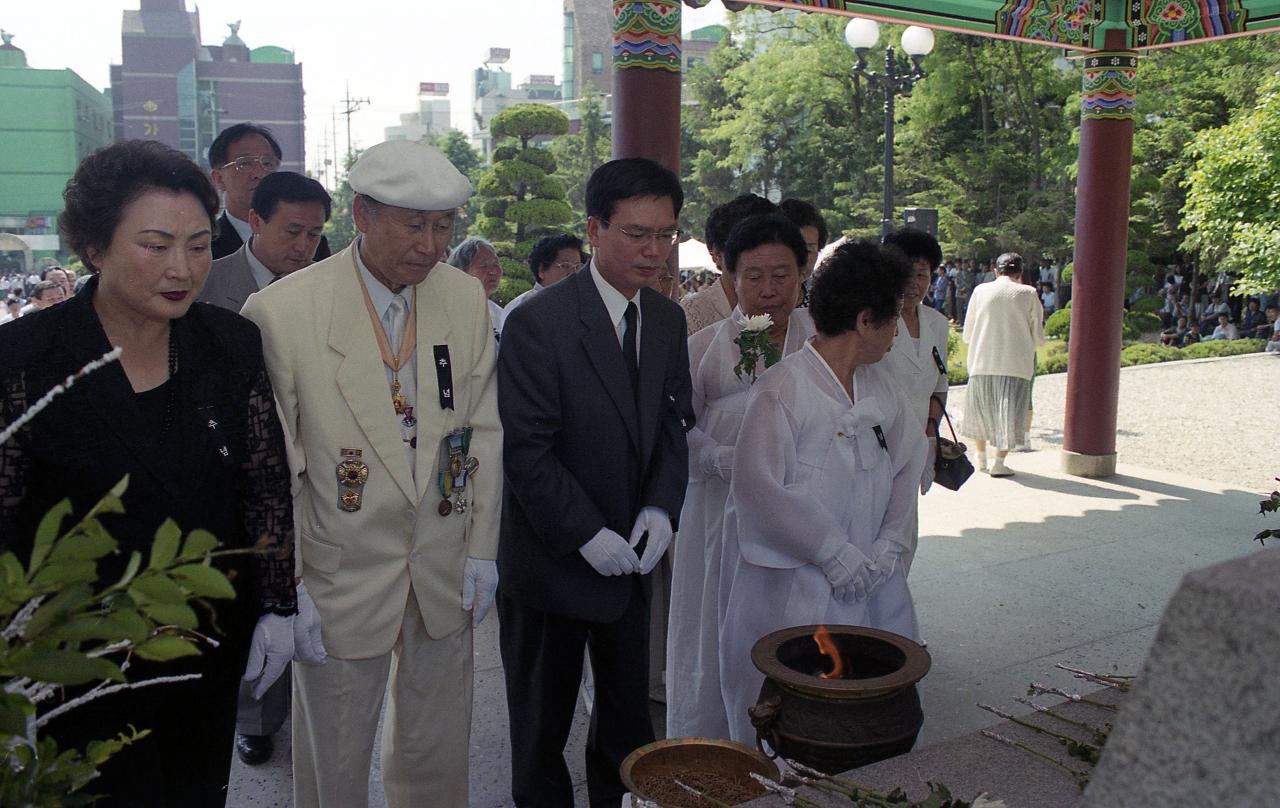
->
[699, 445, 734, 482]
[629, 507, 674, 575]
[461, 557, 499, 627]
[579, 528, 640, 576]
[820, 544, 877, 603]
[293, 580, 327, 665]
[867, 539, 906, 594]
[242, 613, 295, 699]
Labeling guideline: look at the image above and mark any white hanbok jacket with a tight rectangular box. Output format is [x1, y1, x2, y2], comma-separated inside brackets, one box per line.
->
[666, 308, 815, 740]
[877, 302, 951, 558]
[718, 343, 927, 744]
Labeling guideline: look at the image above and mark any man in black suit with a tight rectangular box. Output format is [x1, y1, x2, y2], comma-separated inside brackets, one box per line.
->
[208, 122, 330, 261]
[497, 158, 693, 808]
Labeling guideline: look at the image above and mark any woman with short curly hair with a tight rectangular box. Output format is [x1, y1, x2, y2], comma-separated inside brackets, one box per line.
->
[0, 140, 317, 806]
[717, 239, 928, 744]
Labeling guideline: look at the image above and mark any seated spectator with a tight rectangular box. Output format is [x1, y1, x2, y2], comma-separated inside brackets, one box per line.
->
[1040, 282, 1057, 319]
[1265, 304, 1280, 336]
[1199, 295, 1230, 332]
[1160, 316, 1189, 347]
[1210, 313, 1239, 341]
[1267, 328, 1280, 354]
[1240, 299, 1267, 338]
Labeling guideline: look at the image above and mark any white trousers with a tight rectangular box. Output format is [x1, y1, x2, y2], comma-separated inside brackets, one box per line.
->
[292, 597, 473, 808]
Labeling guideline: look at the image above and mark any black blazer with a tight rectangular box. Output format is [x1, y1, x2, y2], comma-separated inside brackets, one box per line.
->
[0, 278, 294, 611]
[0, 278, 296, 804]
[211, 211, 332, 261]
[497, 266, 693, 623]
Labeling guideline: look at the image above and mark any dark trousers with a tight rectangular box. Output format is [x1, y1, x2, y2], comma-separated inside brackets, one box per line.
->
[498, 583, 654, 808]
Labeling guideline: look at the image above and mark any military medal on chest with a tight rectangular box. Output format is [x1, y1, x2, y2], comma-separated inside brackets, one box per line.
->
[335, 447, 369, 512]
[437, 426, 478, 517]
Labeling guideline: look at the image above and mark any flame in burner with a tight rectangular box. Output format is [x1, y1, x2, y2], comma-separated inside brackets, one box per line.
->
[814, 625, 845, 680]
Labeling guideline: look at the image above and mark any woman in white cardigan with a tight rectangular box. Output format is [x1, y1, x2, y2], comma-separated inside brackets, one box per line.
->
[960, 252, 1045, 476]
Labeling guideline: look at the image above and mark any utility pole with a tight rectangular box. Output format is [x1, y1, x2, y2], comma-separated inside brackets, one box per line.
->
[340, 83, 370, 167]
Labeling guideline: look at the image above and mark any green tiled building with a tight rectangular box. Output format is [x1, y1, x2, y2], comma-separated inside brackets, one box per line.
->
[0, 31, 112, 269]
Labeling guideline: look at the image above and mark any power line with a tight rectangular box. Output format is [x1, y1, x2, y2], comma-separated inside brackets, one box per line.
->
[340, 83, 370, 163]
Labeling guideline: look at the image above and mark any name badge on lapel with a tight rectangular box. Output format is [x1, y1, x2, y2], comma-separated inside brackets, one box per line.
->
[197, 404, 234, 468]
[335, 447, 369, 512]
[433, 345, 454, 411]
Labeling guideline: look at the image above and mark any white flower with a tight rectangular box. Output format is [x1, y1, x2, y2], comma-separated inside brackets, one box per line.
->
[741, 313, 773, 332]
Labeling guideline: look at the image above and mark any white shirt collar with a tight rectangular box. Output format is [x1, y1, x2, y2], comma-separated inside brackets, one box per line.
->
[225, 210, 252, 243]
[589, 258, 640, 330]
[243, 238, 276, 291]
[353, 236, 411, 318]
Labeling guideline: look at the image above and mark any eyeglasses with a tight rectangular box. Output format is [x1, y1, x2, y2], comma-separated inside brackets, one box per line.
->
[220, 156, 280, 173]
[601, 220, 681, 246]
[550, 261, 583, 272]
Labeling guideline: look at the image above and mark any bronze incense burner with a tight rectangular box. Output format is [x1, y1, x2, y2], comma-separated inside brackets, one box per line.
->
[749, 624, 931, 774]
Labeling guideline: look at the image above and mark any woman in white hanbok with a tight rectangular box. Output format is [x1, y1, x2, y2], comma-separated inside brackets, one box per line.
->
[877, 228, 951, 572]
[718, 240, 928, 744]
[666, 214, 816, 740]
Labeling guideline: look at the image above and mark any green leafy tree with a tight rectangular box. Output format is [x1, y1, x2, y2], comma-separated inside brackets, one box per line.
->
[550, 88, 612, 234]
[323, 149, 363, 254]
[428, 129, 484, 236]
[1181, 74, 1280, 295]
[475, 104, 572, 303]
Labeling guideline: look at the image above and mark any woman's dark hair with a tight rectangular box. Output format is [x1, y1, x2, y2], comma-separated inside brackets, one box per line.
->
[704, 193, 777, 253]
[809, 239, 910, 336]
[884, 227, 943, 272]
[60, 140, 219, 272]
[995, 252, 1025, 276]
[778, 198, 828, 251]
[527, 233, 586, 283]
[585, 157, 683, 222]
[723, 214, 807, 275]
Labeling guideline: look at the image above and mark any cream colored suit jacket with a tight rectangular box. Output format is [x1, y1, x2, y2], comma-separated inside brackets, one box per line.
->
[241, 245, 501, 658]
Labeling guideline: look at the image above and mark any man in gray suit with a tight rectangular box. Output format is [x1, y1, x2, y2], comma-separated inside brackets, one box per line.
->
[197, 170, 330, 765]
[200, 171, 331, 313]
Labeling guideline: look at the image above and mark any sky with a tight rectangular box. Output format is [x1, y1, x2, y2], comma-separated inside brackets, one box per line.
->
[5, 0, 727, 175]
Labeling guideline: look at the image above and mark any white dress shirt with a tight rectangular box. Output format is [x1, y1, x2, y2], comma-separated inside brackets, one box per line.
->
[589, 259, 641, 358]
[225, 210, 252, 244]
[244, 237, 277, 291]
[354, 237, 418, 474]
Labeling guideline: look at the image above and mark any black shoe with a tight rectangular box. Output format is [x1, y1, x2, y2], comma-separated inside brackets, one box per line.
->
[235, 733, 273, 766]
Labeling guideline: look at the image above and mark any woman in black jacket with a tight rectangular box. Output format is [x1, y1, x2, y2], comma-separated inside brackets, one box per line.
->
[0, 140, 310, 806]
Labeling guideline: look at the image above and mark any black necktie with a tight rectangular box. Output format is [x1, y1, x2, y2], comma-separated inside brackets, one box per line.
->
[623, 301, 639, 402]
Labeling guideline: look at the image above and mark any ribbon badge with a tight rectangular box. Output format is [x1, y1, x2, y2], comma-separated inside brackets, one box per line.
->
[436, 427, 478, 516]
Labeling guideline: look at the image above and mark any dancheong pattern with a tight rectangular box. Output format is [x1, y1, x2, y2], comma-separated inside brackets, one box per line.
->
[1080, 51, 1139, 120]
[1127, 0, 1248, 45]
[614, 1, 683, 72]
[996, 0, 1103, 48]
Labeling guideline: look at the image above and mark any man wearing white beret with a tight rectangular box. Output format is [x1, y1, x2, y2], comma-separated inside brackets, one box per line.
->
[241, 139, 501, 807]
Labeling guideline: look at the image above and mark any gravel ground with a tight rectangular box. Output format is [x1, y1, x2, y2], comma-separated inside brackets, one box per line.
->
[950, 352, 1280, 493]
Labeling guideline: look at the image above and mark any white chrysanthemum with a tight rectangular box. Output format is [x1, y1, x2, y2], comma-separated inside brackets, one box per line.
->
[741, 313, 773, 332]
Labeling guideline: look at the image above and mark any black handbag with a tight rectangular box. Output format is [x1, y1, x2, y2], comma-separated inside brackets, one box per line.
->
[929, 347, 973, 490]
[931, 409, 974, 490]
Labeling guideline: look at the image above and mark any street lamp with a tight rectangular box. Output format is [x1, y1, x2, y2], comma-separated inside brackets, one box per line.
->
[844, 18, 935, 239]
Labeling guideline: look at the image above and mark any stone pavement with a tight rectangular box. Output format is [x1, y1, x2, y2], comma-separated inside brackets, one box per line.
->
[226, 355, 1277, 807]
[227, 450, 1267, 808]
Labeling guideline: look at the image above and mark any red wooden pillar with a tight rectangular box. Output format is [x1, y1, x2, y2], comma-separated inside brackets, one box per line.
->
[613, 1, 682, 288]
[1062, 30, 1138, 478]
